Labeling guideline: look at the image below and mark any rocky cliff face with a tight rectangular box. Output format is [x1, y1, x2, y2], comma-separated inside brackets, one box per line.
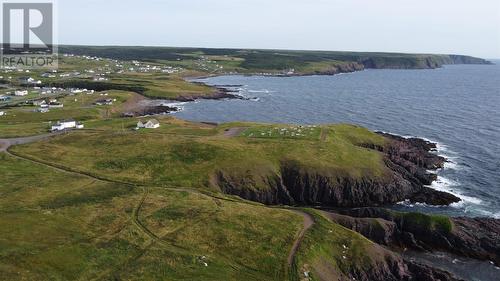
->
[305, 61, 365, 76]
[361, 55, 491, 69]
[328, 208, 500, 266]
[216, 133, 460, 208]
[310, 236, 463, 281]
[448, 55, 492, 65]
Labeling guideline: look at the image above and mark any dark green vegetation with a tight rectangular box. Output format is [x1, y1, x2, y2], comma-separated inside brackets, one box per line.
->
[399, 212, 453, 234]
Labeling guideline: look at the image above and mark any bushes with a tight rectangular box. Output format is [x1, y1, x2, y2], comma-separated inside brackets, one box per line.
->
[401, 212, 453, 234]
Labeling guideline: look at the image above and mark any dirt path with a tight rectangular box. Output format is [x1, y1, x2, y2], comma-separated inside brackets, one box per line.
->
[287, 210, 315, 266]
[223, 127, 247, 137]
[320, 128, 328, 142]
[2, 131, 316, 276]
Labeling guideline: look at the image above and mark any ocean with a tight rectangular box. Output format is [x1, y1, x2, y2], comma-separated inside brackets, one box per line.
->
[162, 63, 500, 280]
[168, 63, 500, 219]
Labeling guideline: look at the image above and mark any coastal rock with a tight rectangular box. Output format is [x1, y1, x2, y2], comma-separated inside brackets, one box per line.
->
[217, 133, 460, 208]
[405, 261, 464, 281]
[172, 87, 242, 102]
[331, 208, 500, 266]
[306, 61, 365, 76]
[313, 240, 463, 281]
[322, 212, 398, 245]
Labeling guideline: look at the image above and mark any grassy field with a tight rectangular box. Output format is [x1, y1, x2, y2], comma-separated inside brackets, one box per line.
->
[293, 210, 402, 281]
[0, 89, 137, 138]
[0, 153, 306, 280]
[9, 120, 388, 189]
[0, 46, 470, 280]
[0, 123, 402, 281]
[1, 114, 458, 280]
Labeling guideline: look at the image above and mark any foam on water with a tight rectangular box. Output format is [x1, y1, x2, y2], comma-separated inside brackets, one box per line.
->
[428, 176, 483, 205]
[179, 65, 500, 219]
[248, 89, 273, 93]
[160, 101, 189, 112]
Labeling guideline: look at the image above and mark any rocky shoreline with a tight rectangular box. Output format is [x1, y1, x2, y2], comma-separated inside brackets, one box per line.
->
[171, 83, 244, 102]
[217, 133, 461, 208]
[325, 208, 500, 266]
[177, 76, 499, 280]
[215, 132, 500, 280]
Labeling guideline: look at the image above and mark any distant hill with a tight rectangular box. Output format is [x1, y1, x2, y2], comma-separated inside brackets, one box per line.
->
[58, 45, 491, 75]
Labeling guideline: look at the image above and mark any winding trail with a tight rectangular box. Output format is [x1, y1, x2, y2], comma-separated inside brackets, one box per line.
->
[1, 132, 316, 276]
[320, 127, 328, 142]
[287, 210, 315, 266]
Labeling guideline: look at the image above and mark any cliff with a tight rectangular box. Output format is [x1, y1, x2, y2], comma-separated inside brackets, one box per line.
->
[216, 133, 460, 208]
[58, 45, 492, 73]
[361, 54, 491, 69]
[326, 208, 500, 266]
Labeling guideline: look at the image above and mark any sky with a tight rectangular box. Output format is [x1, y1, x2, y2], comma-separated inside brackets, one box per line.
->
[57, 0, 500, 59]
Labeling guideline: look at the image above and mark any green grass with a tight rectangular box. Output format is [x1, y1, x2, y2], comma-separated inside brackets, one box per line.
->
[0, 153, 144, 280]
[241, 125, 321, 140]
[0, 90, 138, 137]
[10, 121, 389, 189]
[0, 153, 304, 280]
[400, 212, 453, 234]
[293, 210, 401, 281]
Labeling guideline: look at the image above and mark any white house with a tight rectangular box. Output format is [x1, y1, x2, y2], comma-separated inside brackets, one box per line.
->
[50, 120, 84, 131]
[137, 119, 160, 129]
[14, 90, 28, 96]
[33, 100, 46, 106]
[51, 120, 76, 131]
[19, 77, 41, 85]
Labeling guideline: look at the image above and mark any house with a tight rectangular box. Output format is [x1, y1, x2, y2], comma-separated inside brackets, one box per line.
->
[51, 120, 76, 131]
[50, 120, 83, 131]
[0, 111, 5, 116]
[14, 90, 28, 96]
[19, 77, 41, 85]
[33, 100, 47, 106]
[70, 88, 88, 94]
[137, 119, 160, 129]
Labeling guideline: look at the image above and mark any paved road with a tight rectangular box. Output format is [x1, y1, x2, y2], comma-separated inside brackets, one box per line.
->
[0, 132, 65, 152]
